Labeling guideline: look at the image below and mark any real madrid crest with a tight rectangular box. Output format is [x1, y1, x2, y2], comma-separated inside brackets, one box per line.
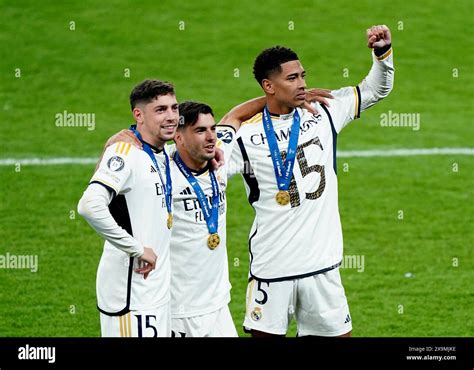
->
[251, 307, 262, 321]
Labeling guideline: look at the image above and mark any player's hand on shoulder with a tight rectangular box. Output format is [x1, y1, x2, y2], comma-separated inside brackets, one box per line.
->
[210, 147, 225, 170]
[105, 129, 142, 150]
[303, 88, 334, 115]
[306, 88, 334, 107]
[135, 247, 157, 280]
[367, 25, 391, 49]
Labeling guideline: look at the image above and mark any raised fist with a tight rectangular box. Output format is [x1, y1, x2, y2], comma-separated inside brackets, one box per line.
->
[367, 25, 392, 49]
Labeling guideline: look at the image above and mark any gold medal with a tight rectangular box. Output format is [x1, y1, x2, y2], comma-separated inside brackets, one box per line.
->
[207, 233, 220, 250]
[275, 190, 290, 206]
[167, 213, 173, 229]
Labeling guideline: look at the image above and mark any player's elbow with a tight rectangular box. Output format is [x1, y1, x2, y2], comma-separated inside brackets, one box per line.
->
[77, 192, 94, 220]
[219, 111, 239, 126]
[220, 111, 232, 124]
[376, 84, 393, 100]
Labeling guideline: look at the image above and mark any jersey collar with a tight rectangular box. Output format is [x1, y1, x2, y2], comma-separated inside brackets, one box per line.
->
[268, 108, 298, 121]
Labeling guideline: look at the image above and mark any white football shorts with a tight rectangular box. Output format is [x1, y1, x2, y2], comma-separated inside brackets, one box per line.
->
[171, 305, 238, 337]
[244, 268, 352, 336]
[100, 302, 171, 337]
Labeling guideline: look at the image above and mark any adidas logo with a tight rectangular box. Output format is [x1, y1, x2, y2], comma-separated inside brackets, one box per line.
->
[179, 187, 192, 195]
[344, 314, 351, 324]
[150, 165, 157, 173]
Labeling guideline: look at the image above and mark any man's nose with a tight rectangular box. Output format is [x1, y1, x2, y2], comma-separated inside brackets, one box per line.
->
[166, 109, 177, 121]
[206, 130, 215, 141]
[299, 77, 307, 89]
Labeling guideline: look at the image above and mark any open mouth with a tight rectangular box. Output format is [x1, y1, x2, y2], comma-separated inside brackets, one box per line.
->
[204, 143, 215, 153]
[162, 124, 177, 132]
[296, 93, 306, 100]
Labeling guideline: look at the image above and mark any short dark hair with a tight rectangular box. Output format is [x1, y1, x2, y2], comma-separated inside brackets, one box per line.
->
[253, 46, 299, 86]
[129, 79, 175, 111]
[178, 101, 214, 129]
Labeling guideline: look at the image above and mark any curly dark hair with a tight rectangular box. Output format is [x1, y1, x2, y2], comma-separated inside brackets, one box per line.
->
[129, 79, 175, 111]
[253, 46, 299, 86]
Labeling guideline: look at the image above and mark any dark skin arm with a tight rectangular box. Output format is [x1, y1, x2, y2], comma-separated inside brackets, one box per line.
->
[219, 88, 334, 131]
[93, 88, 334, 172]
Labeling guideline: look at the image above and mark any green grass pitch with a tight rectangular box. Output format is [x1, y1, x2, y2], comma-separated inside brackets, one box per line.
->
[0, 0, 472, 336]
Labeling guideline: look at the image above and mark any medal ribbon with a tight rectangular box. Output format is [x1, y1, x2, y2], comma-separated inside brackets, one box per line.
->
[174, 152, 219, 235]
[262, 106, 300, 191]
[130, 125, 172, 216]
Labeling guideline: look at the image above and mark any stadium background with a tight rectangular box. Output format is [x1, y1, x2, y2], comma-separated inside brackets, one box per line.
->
[0, 0, 472, 337]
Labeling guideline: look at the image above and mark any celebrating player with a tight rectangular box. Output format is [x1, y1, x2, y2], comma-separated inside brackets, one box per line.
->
[78, 80, 177, 337]
[229, 25, 394, 337]
[168, 101, 240, 336]
[100, 90, 331, 336]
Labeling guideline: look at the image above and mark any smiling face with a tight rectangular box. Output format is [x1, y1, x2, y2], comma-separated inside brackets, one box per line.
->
[133, 93, 179, 148]
[262, 60, 307, 112]
[175, 113, 217, 170]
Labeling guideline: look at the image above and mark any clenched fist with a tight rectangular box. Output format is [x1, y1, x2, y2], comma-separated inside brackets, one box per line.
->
[367, 25, 392, 49]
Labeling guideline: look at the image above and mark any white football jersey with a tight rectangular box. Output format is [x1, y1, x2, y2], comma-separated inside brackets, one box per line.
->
[90, 142, 172, 314]
[169, 126, 236, 318]
[229, 50, 394, 281]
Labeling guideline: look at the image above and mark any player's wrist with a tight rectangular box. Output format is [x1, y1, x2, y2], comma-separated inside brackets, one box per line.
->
[374, 43, 392, 57]
[130, 243, 144, 258]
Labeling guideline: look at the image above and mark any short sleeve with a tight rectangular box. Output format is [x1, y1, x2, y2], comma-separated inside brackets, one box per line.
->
[90, 142, 135, 195]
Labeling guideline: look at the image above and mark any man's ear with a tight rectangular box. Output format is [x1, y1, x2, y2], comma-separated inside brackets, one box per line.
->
[132, 107, 144, 124]
[262, 79, 275, 95]
[174, 130, 184, 146]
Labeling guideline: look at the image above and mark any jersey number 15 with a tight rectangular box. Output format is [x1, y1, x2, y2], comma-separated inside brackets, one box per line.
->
[279, 137, 326, 208]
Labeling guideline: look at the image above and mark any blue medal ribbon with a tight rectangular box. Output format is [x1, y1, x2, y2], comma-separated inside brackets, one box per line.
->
[262, 106, 300, 191]
[129, 125, 172, 216]
[174, 152, 219, 235]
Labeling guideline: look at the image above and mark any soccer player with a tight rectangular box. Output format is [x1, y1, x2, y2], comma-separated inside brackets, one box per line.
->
[168, 101, 239, 336]
[102, 94, 329, 337]
[229, 25, 395, 337]
[77, 80, 178, 337]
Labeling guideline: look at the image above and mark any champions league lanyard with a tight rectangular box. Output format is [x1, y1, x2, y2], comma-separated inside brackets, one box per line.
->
[130, 125, 173, 229]
[174, 152, 221, 250]
[262, 106, 300, 206]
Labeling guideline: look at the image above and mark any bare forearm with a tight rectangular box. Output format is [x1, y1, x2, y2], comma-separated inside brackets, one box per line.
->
[219, 96, 266, 131]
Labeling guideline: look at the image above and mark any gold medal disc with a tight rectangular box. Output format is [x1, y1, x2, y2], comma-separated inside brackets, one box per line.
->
[167, 213, 173, 229]
[275, 190, 290, 206]
[207, 233, 220, 250]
